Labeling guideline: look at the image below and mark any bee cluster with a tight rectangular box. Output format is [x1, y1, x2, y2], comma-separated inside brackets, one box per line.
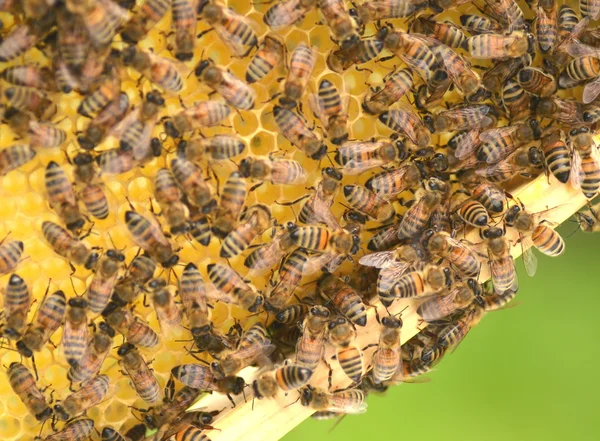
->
[0, 0, 599, 439]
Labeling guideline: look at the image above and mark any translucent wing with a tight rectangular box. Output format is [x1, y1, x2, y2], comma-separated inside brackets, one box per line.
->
[583, 76, 600, 104]
[378, 262, 412, 282]
[214, 9, 258, 57]
[570, 149, 583, 190]
[264, 0, 310, 29]
[308, 92, 328, 128]
[359, 251, 397, 269]
[478, 125, 519, 143]
[453, 129, 481, 160]
[520, 233, 538, 277]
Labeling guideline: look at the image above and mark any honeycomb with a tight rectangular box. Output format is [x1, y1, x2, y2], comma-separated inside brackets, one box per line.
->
[0, 0, 595, 440]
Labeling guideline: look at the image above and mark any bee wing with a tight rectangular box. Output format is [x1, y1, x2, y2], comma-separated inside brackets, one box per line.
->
[110, 108, 140, 138]
[570, 149, 583, 190]
[308, 92, 328, 128]
[379, 262, 412, 283]
[214, 9, 258, 57]
[393, 104, 422, 144]
[338, 142, 386, 174]
[489, 256, 519, 295]
[359, 251, 397, 269]
[132, 121, 155, 161]
[441, 105, 491, 131]
[453, 129, 481, 160]
[519, 233, 538, 277]
[329, 391, 368, 414]
[563, 42, 600, 58]
[478, 125, 519, 143]
[264, 0, 308, 29]
[583, 76, 600, 104]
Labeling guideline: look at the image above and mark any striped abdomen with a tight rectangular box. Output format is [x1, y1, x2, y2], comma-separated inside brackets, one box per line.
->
[532, 225, 564, 256]
[127, 316, 160, 348]
[296, 333, 324, 370]
[391, 272, 424, 299]
[331, 287, 367, 327]
[457, 199, 489, 227]
[542, 137, 570, 183]
[337, 346, 363, 383]
[580, 156, 600, 198]
[81, 184, 109, 219]
[446, 246, 480, 278]
[290, 226, 331, 251]
[372, 347, 400, 384]
[274, 365, 312, 391]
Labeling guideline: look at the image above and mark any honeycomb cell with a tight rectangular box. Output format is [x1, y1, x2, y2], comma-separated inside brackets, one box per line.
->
[0, 416, 20, 439]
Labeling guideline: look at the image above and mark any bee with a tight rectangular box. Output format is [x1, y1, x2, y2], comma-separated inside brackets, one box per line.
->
[476, 120, 540, 164]
[112, 255, 156, 307]
[362, 68, 413, 115]
[28, 120, 67, 148]
[378, 106, 431, 150]
[326, 37, 384, 73]
[414, 68, 452, 110]
[517, 67, 557, 97]
[180, 135, 247, 163]
[279, 43, 315, 108]
[101, 426, 137, 441]
[7, 362, 53, 421]
[418, 282, 477, 323]
[1, 64, 56, 90]
[45, 161, 85, 232]
[77, 72, 121, 118]
[244, 222, 297, 274]
[275, 303, 310, 324]
[436, 303, 485, 350]
[125, 210, 178, 267]
[0, 13, 54, 62]
[265, 247, 309, 310]
[117, 342, 161, 404]
[211, 322, 275, 376]
[44, 418, 95, 441]
[272, 106, 327, 159]
[97, 147, 135, 175]
[161, 424, 216, 441]
[172, 0, 197, 61]
[411, 15, 467, 49]
[263, 0, 316, 29]
[397, 178, 446, 239]
[475, 146, 544, 182]
[536, 0, 557, 53]
[42, 221, 99, 269]
[502, 79, 532, 123]
[195, 59, 256, 110]
[481, 227, 518, 295]
[1, 274, 31, 340]
[335, 140, 404, 175]
[318, 274, 367, 327]
[66, 0, 128, 49]
[427, 231, 481, 278]
[460, 171, 507, 215]
[154, 168, 189, 235]
[86, 250, 124, 315]
[238, 156, 307, 187]
[482, 54, 531, 93]
[449, 190, 490, 227]
[290, 226, 360, 258]
[296, 305, 330, 370]
[149, 278, 183, 330]
[381, 28, 440, 84]
[423, 105, 492, 134]
[164, 101, 231, 138]
[171, 158, 215, 213]
[467, 31, 533, 59]
[430, 44, 481, 97]
[4, 86, 57, 120]
[253, 365, 313, 399]
[327, 316, 363, 383]
[343, 185, 394, 222]
[505, 204, 565, 277]
[298, 167, 343, 229]
[481, 0, 525, 31]
[0, 239, 24, 275]
[72, 153, 110, 220]
[459, 14, 503, 34]
[309, 79, 348, 144]
[300, 386, 367, 414]
[67, 321, 114, 384]
[143, 380, 201, 430]
[389, 264, 449, 299]
[581, 0, 600, 20]
[120, 0, 171, 43]
[207, 263, 264, 312]
[370, 315, 403, 383]
[570, 127, 600, 199]
[189, 211, 212, 247]
[354, 0, 427, 23]
[539, 130, 570, 184]
[54, 375, 110, 421]
[319, 0, 359, 49]
[180, 263, 208, 316]
[198, 1, 258, 57]
[220, 204, 271, 258]
[61, 297, 89, 366]
[577, 202, 600, 233]
[246, 34, 285, 84]
[103, 305, 160, 348]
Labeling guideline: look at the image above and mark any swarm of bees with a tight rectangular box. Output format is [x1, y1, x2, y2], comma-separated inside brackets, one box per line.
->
[0, 0, 599, 439]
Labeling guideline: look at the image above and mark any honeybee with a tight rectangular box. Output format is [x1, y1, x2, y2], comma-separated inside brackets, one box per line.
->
[370, 315, 402, 384]
[171, 158, 215, 213]
[577, 202, 600, 233]
[208, 171, 246, 239]
[154, 168, 188, 235]
[482, 54, 532, 93]
[220, 204, 271, 258]
[481, 0, 525, 31]
[290, 226, 360, 259]
[1, 274, 31, 340]
[198, 1, 258, 57]
[505, 203, 565, 277]
[42, 221, 99, 269]
[0, 144, 36, 177]
[558, 4, 579, 39]
[335, 140, 404, 175]
[246, 34, 285, 83]
[481, 227, 518, 295]
[378, 106, 431, 150]
[296, 305, 330, 370]
[300, 386, 367, 414]
[44, 161, 84, 232]
[101, 426, 140, 441]
[7, 362, 53, 421]
[436, 303, 485, 351]
[536, 0, 557, 53]
[238, 156, 307, 187]
[354, 0, 428, 23]
[103, 303, 160, 348]
[388, 264, 449, 300]
[517, 67, 557, 97]
[54, 374, 110, 421]
[424, 105, 492, 134]
[272, 106, 327, 159]
[189, 211, 212, 247]
[0, 13, 54, 62]
[297, 167, 342, 229]
[211, 322, 275, 376]
[149, 278, 183, 330]
[429, 44, 481, 97]
[279, 43, 315, 108]
[244, 222, 297, 273]
[143, 380, 201, 430]
[67, 321, 114, 383]
[28, 119, 67, 148]
[467, 31, 533, 59]
[326, 316, 363, 383]
[414, 68, 452, 110]
[1, 64, 56, 90]
[343, 184, 394, 222]
[0, 240, 24, 276]
[164, 101, 231, 137]
[309, 79, 348, 145]
[426, 231, 480, 278]
[180, 135, 247, 163]
[476, 120, 540, 164]
[207, 263, 264, 312]
[319, 0, 359, 49]
[77, 72, 120, 118]
[72, 153, 110, 220]
[172, 0, 197, 61]
[195, 59, 256, 110]
[120, 0, 171, 43]
[253, 365, 313, 399]
[66, 0, 128, 49]
[570, 127, 600, 199]
[365, 163, 421, 202]
[326, 37, 384, 73]
[418, 282, 477, 323]
[459, 170, 506, 215]
[265, 247, 309, 310]
[449, 190, 489, 228]
[411, 15, 467, 49]
[362, 68, 413, 115]
[501, 79, 532, 123]
[45, 418, 95, 441]
[263, 0, 316, 29]
[459, 13, 503, 34]
[5, 86, 57, 120]
[125, 211, 178, 268]
[171, 366, 243, 408]
[275, 303, 310, 324]
[76, 94, 126, 149]
[476, 146, 544, 182]
[112, 255, 156, 307]
[179, 262, 208, 316]
[397, 178, 446, 240]
[97, 147, 135, 175]
[581, 0, 600, 20]
[61, 297, 89, 365]
[118, 342, 161, 404]
[318, 274, 367, 327]
[539, 129, 571, 184]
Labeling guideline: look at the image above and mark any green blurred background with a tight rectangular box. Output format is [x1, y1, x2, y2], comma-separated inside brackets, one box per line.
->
[284, 224, 600, 441]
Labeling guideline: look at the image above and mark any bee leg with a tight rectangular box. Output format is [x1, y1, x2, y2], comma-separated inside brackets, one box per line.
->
[226, 394, 236, 408]
[362, 343, 378, 351]
[249, 182, 263, 192]
[197, 28, 214, 39]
